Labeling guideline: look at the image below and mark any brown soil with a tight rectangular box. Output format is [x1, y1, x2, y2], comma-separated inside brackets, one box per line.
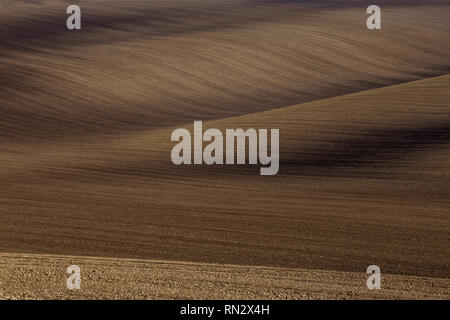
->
[0, 0, 449, 299]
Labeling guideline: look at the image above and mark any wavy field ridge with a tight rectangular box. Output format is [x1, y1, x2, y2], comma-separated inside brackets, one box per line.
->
[0, 0, 449, 299]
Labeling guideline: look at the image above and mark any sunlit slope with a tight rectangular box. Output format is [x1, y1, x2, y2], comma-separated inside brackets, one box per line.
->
[0, 0, 449, 140]
[1, 75, 448, 277]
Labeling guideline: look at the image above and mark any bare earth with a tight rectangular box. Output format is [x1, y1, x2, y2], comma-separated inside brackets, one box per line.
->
[0, 0, 449, 299]
[1, 253, 449, 300]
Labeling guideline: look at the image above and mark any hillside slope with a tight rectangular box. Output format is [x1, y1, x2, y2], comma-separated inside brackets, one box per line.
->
[1, 76, 449, 278]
